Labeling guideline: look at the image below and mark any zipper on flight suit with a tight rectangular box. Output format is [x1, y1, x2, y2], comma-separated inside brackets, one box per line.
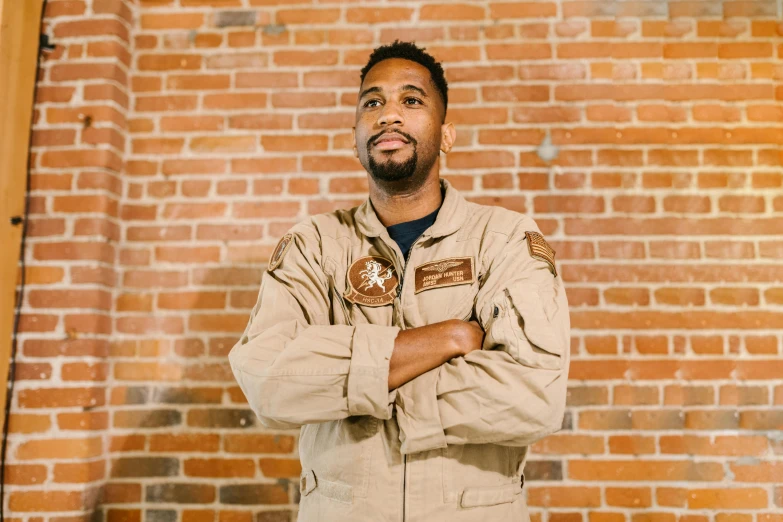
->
[394, 236, 425, 522]
[379, 229, 430, 522]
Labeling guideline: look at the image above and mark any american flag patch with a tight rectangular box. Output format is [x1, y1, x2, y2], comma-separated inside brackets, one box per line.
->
[525, 231, 557, 277]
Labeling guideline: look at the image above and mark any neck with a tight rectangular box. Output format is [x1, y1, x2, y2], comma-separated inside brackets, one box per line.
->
[369, 174, 442, 227]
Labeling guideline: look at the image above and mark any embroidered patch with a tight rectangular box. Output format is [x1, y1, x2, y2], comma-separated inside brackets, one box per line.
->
[268, 233, 293, 272]
[344, 256, 398, 307]
[414, 257, 475, 294]
[526, 231, 557, 277]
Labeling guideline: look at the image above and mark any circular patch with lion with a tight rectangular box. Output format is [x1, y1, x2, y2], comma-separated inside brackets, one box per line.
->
[344, 256, 398, 307]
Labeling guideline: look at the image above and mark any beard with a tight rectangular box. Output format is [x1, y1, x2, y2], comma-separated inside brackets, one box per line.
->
[364, 130, 437, 193]
[367, 145, 418, 183]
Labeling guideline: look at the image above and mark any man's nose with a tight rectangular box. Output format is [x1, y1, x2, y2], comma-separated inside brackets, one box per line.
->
[377, 101, 403, 126]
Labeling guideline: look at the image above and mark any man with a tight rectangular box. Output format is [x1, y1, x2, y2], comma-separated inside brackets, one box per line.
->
[229, 41, 570, 522]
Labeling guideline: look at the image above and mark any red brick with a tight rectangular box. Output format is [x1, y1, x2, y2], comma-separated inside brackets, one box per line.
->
[258, 458, 302, 478]
[606, 488, 652, 508]
[272, 50, 337, 67]
[346, 7, 413, 23]
[162, 76, 229, 95]
[608, 435, 656, 455]
[135, 95, 198, 112]
[719, 43, 773, 59]
[654, 288, 706, 306]
[138, 54, 201, 71]
[16, 437, 103, 460]
[184, 458, 255, 478]
[483, 85, 550, 102]
[532, 434, 605, 455]
[688, 489, 767, 509]
[569, 460, 723, 482]
[489, 2, 557, 18]
[140, 12, 203, 29]
[710, 288, 760, 306]
[9, 491, 84, 512]
[58, 411, 109, 431]
[420, 3, 485, 20]
[223, 434, 295, 454]
[188, 314, 248, 333]
[527, 487, 601, 507]
[149, 434, 220, 453]
[486, 43, 551, 60]
[54, 460, 106, 483]
[4, 464, 48, 485]
[261, 135, 328, 152]
[664, 43, 718, 59]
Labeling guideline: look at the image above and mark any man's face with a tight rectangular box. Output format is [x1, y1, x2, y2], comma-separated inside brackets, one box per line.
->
[353, 58, 450, 190]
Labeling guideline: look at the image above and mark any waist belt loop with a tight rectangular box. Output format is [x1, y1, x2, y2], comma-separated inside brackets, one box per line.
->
[300, 469, 317, 496]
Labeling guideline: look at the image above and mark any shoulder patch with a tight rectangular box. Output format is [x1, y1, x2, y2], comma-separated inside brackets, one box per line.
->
[268, 233, 294, 272]
[344, 256, 398, 307]
[525, 231, 557, 277]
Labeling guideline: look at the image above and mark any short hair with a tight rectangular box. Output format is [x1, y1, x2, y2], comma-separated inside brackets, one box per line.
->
[360, 40, 449, 117]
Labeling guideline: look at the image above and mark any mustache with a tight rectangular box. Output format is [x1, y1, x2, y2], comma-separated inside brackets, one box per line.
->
[367, 130, 417, 149]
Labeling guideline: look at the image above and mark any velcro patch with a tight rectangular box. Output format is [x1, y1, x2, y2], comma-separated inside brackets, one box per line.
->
[268, 233, 293, 272]
[344, 256, 398, 307]
[526, 231, 557, 277]
[414, 257, 475, 294]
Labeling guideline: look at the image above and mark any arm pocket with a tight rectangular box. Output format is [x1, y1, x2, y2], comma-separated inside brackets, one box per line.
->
[492, 284, 565, 370]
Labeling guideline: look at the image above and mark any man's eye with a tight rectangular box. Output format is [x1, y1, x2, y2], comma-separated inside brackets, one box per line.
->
[364, 99, 381, 108]
[404, 98, 422, 105]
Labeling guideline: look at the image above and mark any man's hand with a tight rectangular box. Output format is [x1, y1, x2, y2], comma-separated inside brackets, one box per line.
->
[388, 319, 484, 391]
[453, 320, 485, 357]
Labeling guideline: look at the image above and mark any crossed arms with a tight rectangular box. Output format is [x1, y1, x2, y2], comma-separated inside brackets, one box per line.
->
[228, 222, 570, 454]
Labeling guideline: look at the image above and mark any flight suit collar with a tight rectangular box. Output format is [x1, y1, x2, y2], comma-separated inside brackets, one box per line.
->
[355, 178, 467, 239]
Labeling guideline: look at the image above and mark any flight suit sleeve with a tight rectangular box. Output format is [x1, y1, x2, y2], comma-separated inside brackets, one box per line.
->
[228, 225, 400, 430]
[394, 219, 570, 454]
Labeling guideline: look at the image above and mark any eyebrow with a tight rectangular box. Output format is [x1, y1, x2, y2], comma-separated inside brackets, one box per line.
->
[359, 84, 429, 100]
[401, 84, 428, 97]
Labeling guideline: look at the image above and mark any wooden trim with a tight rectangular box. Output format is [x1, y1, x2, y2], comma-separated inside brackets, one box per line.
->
[0, 0, 45, 432]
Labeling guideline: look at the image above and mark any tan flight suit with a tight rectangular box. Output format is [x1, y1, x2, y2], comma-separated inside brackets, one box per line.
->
[229, 179, 570, 522]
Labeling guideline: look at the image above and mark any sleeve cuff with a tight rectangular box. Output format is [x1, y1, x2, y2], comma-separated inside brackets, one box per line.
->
[346, 323, 400, 419]
[395, 366, 447, 454]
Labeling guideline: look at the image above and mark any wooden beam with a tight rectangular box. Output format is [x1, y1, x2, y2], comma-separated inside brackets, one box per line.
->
[0, 0, 45, 432]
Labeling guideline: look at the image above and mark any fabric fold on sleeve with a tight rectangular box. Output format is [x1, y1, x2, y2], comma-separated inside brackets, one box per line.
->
[347, 323, 400, 418]
[394, 366, 447, 454]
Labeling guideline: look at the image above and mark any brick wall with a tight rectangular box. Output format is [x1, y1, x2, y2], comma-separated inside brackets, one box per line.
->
[8, 0, 783, 521]
[8, 0, 132, 515]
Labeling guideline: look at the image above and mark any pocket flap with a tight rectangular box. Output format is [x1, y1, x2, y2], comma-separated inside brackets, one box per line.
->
[460, 482, 522, 508]
[507, 285, 565, 359]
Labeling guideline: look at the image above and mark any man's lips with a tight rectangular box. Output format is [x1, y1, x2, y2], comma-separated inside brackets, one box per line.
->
[372, 133, 410, 151]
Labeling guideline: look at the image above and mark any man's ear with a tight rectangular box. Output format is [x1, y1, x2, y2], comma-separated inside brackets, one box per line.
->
[351, 127, 358, 158]
[440, 122, 456, 154]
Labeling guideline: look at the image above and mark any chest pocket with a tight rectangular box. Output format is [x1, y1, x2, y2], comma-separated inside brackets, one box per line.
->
[414, 280, 478, 324]
[408, 250, 481, 325]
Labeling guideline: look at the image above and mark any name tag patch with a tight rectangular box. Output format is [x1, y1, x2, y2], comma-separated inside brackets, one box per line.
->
[344, 256, 398, 307]
[414, 257, 475, 294]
